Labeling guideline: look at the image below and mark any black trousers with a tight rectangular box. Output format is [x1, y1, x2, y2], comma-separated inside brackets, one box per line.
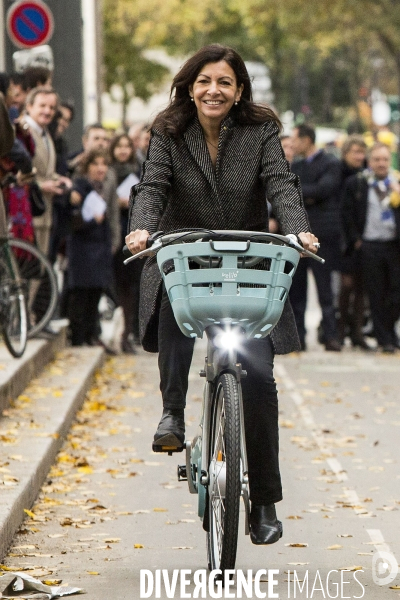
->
[158, 288, 282, 505]
[289, 235, 339, 347]
[68, 287, 102, 346]
[361, 241, 400, 346]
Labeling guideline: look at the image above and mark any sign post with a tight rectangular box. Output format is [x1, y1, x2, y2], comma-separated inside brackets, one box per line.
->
[3, 0, 101, 151]
[7, 0, 54, 49]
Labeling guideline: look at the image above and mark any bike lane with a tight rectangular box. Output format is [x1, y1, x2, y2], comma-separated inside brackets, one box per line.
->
[1, 344, 399, 599]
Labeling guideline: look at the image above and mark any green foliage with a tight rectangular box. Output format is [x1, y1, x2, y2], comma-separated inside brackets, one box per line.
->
[102, 0, 400, 129]
[103, 0, 169, 123]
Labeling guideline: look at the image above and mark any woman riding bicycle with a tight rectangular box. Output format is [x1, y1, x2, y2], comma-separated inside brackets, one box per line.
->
[126, 44, 318, 546]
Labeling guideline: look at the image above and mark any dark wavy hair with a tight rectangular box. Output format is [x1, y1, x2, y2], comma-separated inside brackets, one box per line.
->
[80, 149, 110, 174]
[109, 133, 135, 164]
[152, 44, 281, 137]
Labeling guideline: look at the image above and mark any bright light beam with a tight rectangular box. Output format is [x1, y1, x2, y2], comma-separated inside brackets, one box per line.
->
[215, 329, 241, 350]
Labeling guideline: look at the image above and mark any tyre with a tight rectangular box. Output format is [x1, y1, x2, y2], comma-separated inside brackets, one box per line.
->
[207, 373, 241, 574]
[0, 243, 28, 357]
[8, 239, 58, 338]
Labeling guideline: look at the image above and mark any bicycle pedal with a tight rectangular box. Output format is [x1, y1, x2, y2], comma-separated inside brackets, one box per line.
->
[152, 442, 185, 455]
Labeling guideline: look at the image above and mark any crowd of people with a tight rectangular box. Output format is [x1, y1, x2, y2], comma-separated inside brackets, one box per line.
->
[0, 66, 150, 353]
[1, 64, 400, 355]
[277, 125, 400, 354]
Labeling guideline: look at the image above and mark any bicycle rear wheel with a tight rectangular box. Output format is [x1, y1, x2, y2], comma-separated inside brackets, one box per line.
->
[207, 373, 241, 573]
[0, 243, 28, 357]
[8, 238, 58, 338]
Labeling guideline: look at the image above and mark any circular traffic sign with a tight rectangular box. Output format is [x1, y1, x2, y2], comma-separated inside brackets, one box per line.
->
[7, 1, 54, 49]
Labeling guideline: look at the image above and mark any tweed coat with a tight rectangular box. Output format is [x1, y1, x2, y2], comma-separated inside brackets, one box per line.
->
[129, 116, 310, 354]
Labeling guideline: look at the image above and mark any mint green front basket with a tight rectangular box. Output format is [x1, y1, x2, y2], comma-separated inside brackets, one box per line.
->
[157, 240, 300, 340]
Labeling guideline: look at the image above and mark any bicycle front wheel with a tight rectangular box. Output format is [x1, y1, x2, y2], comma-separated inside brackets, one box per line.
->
[8, 239, 58, 338]
[207, 373, 241, 573]
[0, 243, 28, 357]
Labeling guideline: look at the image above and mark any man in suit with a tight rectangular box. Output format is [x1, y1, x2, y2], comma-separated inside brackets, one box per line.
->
[24, 87, 71, 255]
[342, 142, 400, 353]
[290, 124, 342, 351]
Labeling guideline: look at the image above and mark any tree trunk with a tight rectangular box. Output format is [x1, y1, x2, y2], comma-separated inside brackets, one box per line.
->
[122, 85, 129, 132]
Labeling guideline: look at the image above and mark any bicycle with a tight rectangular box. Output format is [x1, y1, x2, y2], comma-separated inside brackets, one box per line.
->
[124, 229, 323, 575]
[7, 237, 58, 338]
[0, 236, 28, 357]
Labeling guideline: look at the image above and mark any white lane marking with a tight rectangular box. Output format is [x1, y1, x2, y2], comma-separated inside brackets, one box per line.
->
[367, 529, 392, 554]
[276, 361, 399, 571]
[276, 364, 357, 491]
[326, 457, 348, 482]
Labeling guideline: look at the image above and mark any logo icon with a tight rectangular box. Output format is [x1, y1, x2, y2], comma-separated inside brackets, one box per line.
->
[372, 551, 399, 586]
[222, 271, 238, 280]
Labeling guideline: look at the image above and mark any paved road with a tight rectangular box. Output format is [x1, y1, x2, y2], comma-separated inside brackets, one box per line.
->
[2, 336, 399, 599]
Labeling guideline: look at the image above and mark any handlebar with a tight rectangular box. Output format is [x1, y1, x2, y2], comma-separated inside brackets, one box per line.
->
[123, 229, 325, 265]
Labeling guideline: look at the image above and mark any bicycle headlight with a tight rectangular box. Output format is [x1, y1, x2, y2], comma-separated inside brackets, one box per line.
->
[215, 328, 241, 350]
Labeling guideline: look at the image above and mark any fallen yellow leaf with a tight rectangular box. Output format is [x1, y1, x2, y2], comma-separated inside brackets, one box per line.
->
[78, 466, 93, 474]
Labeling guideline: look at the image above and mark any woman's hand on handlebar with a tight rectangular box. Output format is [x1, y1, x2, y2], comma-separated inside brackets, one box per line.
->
[298, 232, 319, 255]
[125, 229, 150, 255]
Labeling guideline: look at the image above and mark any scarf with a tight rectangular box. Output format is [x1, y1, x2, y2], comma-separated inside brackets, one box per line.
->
[4, 184, 35, 245]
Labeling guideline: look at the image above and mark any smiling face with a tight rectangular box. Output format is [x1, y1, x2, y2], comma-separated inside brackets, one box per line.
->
[189, 60, 243, 127]
[27, 92, 58, 128]
[113, 136, 133, 163]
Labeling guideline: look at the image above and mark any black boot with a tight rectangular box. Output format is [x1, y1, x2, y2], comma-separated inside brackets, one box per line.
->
[152, 408, 185, 452]
[249, 503, 283, 545]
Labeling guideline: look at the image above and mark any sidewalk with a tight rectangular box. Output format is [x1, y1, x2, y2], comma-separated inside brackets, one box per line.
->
[0, 325, 104, 559]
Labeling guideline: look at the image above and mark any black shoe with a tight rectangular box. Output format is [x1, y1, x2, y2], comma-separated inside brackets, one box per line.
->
[121, 337, 137, 354]
[132, 335, 141, 346]
[351, 336, 372, 351]
[152, 408, 185, 453]
[325, 339, 341, 352]
[249, 504, 283, 545]
[382, 344, 395, 354]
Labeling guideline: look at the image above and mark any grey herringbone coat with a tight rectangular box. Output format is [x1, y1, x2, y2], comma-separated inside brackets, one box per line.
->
[129, 116, 310, 353]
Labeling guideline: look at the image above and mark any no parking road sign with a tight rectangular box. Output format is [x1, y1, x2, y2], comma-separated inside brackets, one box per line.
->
[7, 1, 54, 49]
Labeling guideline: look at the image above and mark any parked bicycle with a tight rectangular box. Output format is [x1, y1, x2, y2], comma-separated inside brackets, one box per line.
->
[0, 236, 27, 357]
[125, 228, 323, 575]
[7, 237, 58, 338]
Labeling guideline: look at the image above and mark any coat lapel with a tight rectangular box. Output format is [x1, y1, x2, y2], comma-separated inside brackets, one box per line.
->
[183, 118, 218, 195]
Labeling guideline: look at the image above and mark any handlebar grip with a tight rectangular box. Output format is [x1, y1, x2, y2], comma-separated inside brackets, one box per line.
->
[122, 231, 162, 257]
